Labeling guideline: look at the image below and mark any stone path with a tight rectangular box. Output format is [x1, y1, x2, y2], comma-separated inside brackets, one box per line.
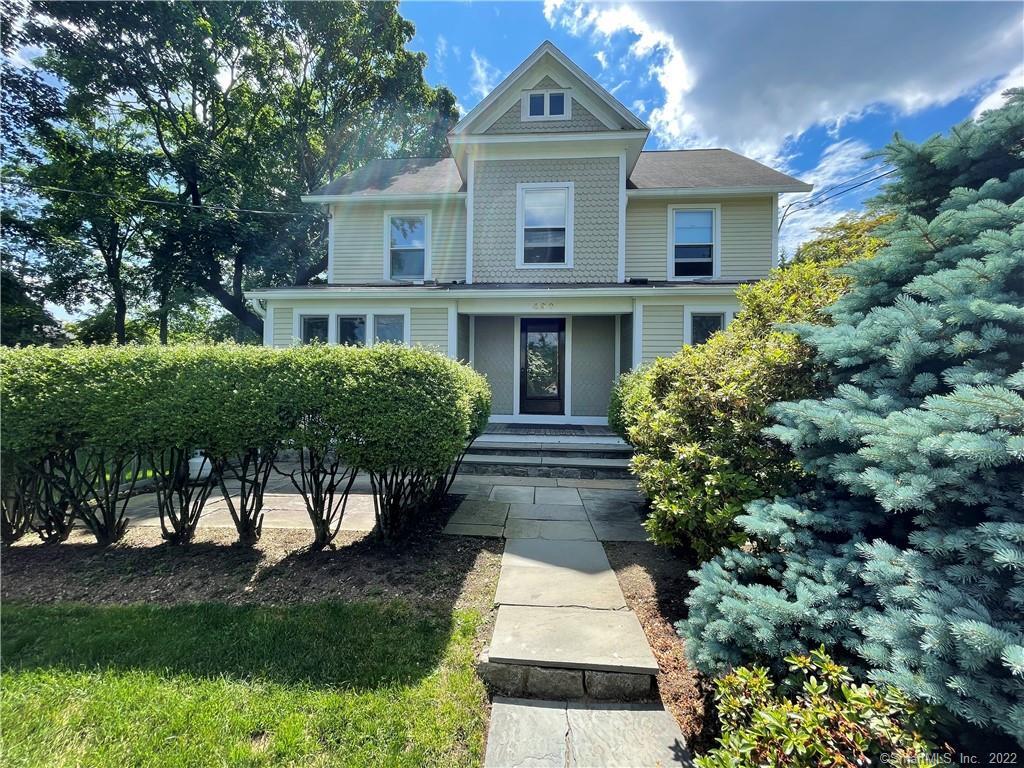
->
[445, 476, 690, 767]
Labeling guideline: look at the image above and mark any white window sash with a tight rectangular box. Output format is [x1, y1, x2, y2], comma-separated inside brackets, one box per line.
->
[516, 182, 574, 269]
[383, 211, 431, 281]
[667, 204, 720, 281]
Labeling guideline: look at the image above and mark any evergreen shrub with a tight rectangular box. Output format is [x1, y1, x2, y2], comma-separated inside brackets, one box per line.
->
[697, 647, 936, 768]
[609, 217, 887, 558]
[681, 93, 1024, 740]
[0, 343, 489, 548]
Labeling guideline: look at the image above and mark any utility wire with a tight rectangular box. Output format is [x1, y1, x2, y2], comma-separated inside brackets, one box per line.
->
[779, 168, 898, 230]
[4, 180, 309, 217]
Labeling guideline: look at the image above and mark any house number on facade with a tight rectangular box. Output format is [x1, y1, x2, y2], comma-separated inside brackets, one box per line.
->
[532, 302, 556, 310]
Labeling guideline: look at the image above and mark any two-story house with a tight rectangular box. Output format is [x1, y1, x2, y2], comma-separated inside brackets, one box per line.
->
[247, 41, 811, 426]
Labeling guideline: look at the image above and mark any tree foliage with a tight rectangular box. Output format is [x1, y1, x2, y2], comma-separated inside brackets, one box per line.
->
[681, 93, 1024, 741]
[610, 215, 889, 558]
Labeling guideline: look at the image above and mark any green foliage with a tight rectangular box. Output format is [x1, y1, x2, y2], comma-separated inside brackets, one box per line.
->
[0, 269, 61, 347]
[698, 647, 936, 768]
[681, 94, 1024, 741]
[610, 217, 887, 558]
[0, 343, 489, 547]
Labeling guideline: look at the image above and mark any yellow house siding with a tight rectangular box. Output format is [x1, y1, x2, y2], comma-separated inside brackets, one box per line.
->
[272, 306, 294, 348]
[570, 315, 616, 417]
[330, 199, 466, 284]
[641, 304, 684, 363]
[626, 196, 774, 281]
[410, 307, 449, 354]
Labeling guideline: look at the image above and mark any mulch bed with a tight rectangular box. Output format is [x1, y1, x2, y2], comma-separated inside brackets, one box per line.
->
[2, 506, 502, 617]
[604, 541, 717, 751]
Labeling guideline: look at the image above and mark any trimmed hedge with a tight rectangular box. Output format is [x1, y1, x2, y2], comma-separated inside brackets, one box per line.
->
[609, 217, 889, 558]
[0, 344, 490, 548]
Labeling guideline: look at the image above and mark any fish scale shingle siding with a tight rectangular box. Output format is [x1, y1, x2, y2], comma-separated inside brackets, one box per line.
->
[473, 157, 619, 283]
[484, 75, 608, 134]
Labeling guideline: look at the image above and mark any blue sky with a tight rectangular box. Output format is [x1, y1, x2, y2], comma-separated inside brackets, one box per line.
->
[401, 1, 1023, 253]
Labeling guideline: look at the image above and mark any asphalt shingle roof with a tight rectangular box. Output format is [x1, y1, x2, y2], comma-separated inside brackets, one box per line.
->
[308, 149, 809, 197]
[310, 157, 464, 197]
[628, 149, 810, 190]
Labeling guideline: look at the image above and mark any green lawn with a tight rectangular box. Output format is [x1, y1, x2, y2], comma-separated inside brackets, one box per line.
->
[1, 601, 487, 767]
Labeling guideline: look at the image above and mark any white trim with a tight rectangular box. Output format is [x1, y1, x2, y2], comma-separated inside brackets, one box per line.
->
[474, 432, 625, 446]
[263, 306, 274, 346]
[683, 304, 738, 345]
[489, 414, 608, 426]
[565, 315, 573, 418]
[384, 210, 432, 281]
[771, 193, 780, 268]
[515, 181, 575, 270]
[632, 300, 643, 368]
[292, 306, 411, 347]
[302, 192, 464, 204]
[512, 316, 521, 417]
[667, 203, 721, 282]
[248, 284, 747, 302]
[627, 185, 810, 198]
[469, 315, 476, 366]
[451, 40, 647, 135]
[326, 207, 336, 283]
[447, 305, 458, 359]
[520, 88, 572, 122]
[617, 153, 627, 283]
[450, 130, 648, 147]
[614, 314, 621, 379]
[466, 158, 474, 284]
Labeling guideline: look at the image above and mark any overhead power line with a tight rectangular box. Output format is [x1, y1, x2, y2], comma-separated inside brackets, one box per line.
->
[779, 168, 898, 230]
[4, 180, 308, 217]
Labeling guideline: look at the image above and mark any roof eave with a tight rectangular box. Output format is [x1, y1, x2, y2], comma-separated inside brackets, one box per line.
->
[627, 183, 813, 198]
[247, 283, 748, 301]
[301, 192, 467, 204]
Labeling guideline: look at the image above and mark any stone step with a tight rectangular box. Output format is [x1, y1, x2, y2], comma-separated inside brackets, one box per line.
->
[489, 605, 658, 675]
[484, 697, 690, 768]
[461, 452, 633, 479]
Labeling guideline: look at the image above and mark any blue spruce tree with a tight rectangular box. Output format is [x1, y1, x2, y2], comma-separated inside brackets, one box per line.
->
[680, 92, 1024, 742]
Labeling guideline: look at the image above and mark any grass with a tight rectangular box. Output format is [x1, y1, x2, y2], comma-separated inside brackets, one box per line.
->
[1, 601, 488, 767]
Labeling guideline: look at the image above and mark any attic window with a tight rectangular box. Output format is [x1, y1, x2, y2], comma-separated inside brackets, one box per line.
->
[522, 90, 571, 121]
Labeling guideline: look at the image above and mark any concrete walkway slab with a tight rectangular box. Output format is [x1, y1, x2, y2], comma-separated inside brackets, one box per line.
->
[534, 487, 583, 506]
[448, 499, 510, 526]
[443, 522, 504, 538]
[504, 519, 597, 541]
[496, 540, 626, 609]
[508, 503, 589, 521]
[489, 605, 658, 674]
[484, 698, 689, 768]
[588, 518, 647, 542]
[490, 485, 537, 504]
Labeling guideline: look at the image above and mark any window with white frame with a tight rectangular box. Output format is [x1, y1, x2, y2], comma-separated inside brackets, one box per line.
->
[373, 314, 405, 344]
[670, 206, 717, 278]
[517, 183, 573, 267]
[337, 315, 366, 346]
[522, 90, 569, 121]
[387, 213, 428, 280]
[301, 315, 329, 344]
[689, 313, 725, 345]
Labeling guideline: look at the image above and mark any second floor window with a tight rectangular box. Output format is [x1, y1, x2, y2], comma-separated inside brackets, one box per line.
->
[517, 183, 574, 268]
[670, 206, 718, 279]
[387, 213, 429, 280]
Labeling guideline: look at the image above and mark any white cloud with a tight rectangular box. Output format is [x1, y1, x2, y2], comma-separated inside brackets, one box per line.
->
[469, 49, 501, 103]
[972, 64, 1024, 118]
[435, 34, 448, 64]
[545, 0, 1023, 167]
[594, 50, 607, 69]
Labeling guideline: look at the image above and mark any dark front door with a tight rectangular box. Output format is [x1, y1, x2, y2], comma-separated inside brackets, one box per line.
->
[520, 318, 566, 415]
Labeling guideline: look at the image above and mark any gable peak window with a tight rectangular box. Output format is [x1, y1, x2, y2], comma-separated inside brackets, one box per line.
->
[517, 183, 574, 268]
[387, 213, 429, 280]
[670, 205, 718, 279]
[522, 89, 570, 121]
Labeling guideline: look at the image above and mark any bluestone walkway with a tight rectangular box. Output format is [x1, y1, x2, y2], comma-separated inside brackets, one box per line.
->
[444, 475, 690, 767]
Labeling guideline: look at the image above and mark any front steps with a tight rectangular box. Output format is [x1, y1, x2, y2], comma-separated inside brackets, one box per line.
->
[462, 433, 633, 479]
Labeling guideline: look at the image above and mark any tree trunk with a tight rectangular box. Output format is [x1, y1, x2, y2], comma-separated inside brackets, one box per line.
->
[112, 290, 128, 345]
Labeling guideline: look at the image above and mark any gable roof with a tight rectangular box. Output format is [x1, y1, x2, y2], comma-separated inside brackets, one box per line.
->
[304, 157, 464, 201]
[451, 40, 648, 135]
[628, 149, 812, 193]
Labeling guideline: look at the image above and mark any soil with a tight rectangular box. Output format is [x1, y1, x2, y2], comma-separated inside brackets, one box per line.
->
[604, 541, 717, 751]
[1, 500, 502, 617]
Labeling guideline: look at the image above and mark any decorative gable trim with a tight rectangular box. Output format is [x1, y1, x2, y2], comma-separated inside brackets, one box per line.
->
[451, 41, 648, 136]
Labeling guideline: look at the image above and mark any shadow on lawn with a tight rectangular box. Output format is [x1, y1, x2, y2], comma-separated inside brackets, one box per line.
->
[1, 600, 458, 690]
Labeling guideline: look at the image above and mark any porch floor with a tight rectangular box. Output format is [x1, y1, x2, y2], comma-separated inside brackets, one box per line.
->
[483, 423, 618, 437]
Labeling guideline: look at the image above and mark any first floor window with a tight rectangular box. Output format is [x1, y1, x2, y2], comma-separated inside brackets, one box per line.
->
[337, 315, 366, 346]
[672, 208, 715, 278]
[690, 313, 724, 345]
[388, 215, 427, 279]
[521, 185, 570, 265]
[301, 315, 329, 344]
[374, 314, 405, 344]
